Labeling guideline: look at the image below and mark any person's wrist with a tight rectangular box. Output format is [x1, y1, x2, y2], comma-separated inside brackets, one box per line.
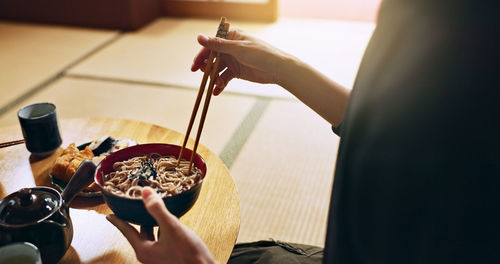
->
[275, 53, 300, 88]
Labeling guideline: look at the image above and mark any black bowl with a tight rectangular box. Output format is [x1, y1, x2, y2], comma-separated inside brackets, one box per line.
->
[94, 143, 207, 226]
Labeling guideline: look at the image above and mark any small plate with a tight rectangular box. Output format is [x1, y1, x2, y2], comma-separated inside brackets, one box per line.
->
[48, 140, 106, 198]
[49, 138, 137, 197]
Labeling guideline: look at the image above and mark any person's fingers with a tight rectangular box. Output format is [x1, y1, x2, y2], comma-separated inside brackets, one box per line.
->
[142, 187, 179, 231]
[226, 28, 241, 41]
[106, 215, 142, 247]
[191, 47, 211, 72]
[197, 34, 243, 56]
[214, 69, 235, 95]
[213, 78, 224, 96]
[197, 34, 210, 47]
[197, 61, 208, 73]
[193, 27, 246, 72]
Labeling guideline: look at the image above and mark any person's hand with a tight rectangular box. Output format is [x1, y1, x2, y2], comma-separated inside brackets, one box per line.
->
[106, 187, 216, 264]
[192, 26, 349, 126]
[191, 28, 291, 95]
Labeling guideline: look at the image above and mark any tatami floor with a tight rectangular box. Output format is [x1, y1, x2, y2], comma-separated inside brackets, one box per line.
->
[0, 17, 374, 247]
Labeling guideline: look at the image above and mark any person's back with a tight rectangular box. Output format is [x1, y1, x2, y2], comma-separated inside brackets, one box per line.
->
[325, 0, 500, 263]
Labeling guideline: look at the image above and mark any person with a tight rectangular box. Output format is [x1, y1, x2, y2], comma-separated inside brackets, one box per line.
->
[107, 0, 499, 263]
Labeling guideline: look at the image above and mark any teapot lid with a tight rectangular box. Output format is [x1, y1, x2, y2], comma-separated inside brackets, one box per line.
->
[0, 187, 61, 226]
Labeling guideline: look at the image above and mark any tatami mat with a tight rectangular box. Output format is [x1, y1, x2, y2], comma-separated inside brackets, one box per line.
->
[0, 22, 118, 110]
[67, 17, 373, 98]
[230, 99, 340, 247]
[0, 17, 361, 251]
[0, 77, 256, 155]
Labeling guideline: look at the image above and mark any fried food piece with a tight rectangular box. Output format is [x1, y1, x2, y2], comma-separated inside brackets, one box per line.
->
[51, 143, 78, 182]
[51, 143, 94, 185]
[64, 146, 93, 182]
[62, 143, 79, 156]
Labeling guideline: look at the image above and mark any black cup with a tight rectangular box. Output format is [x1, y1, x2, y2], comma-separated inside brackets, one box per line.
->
[18, 103, 62, 157]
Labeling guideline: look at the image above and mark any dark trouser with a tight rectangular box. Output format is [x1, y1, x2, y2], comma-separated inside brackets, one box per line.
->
[228, 240, 323, 264]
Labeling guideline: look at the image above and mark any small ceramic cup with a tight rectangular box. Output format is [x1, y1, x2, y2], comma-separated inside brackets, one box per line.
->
[0, 242, 42, 264]
[18, 102, 62, 157]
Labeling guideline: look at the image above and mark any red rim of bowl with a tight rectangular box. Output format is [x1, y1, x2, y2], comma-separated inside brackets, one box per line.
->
[94, 143, 207, 200]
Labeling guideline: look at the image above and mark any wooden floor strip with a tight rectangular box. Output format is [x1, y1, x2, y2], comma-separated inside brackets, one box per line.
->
[219, 97, 271, 168]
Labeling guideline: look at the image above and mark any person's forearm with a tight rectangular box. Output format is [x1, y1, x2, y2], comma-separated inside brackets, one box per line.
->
[276, 54, 350, 127]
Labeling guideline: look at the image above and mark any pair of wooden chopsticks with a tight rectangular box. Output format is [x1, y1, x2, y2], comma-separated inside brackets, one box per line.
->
[0, 139, 25, 149]
[178, 17, 230, 171]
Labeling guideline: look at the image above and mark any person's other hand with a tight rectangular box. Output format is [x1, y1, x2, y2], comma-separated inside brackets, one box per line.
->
[191, 28, 290, 95]
[106, 187, 216, 264]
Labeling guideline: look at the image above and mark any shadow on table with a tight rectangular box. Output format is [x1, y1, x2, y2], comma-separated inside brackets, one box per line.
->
[86, 250, 130, 264]
[61, 247, 129, 264]
[70, 196, 106, 208]
[30, 148, 61, 187]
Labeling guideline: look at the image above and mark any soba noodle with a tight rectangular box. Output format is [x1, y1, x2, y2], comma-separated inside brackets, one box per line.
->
[102, 153, 202, 198]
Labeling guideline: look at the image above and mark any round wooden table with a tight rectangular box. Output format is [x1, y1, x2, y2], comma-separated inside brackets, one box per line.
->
[0, 118, 240, 264]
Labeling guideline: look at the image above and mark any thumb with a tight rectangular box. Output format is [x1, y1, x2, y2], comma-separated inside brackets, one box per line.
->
[142, 187, 179, 230]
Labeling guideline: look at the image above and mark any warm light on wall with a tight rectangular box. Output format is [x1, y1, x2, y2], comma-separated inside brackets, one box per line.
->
[279, 0, 382, 22]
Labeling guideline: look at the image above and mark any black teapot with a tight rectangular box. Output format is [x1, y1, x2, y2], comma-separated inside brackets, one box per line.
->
[0, 160, 96, 264]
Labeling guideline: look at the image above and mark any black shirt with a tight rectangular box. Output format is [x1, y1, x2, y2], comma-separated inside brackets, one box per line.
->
[324, 1, 499, 263]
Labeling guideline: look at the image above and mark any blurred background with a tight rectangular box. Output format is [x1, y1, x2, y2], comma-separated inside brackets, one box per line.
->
[0, 0, 380, 254]
[281, 0, 380, 21]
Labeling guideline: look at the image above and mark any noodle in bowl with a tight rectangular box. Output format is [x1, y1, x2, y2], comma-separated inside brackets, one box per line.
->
[103, 153, 202, 199]
[95, 143, 207, 226]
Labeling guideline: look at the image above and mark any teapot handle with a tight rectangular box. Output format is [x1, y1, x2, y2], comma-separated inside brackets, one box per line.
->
[61, 160, 96, 205]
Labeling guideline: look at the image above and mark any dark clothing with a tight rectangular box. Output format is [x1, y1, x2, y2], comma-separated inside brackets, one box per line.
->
[229, 240, 322, 264]
[229, 0, 498, 263]
[325, 0, 499, 264]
